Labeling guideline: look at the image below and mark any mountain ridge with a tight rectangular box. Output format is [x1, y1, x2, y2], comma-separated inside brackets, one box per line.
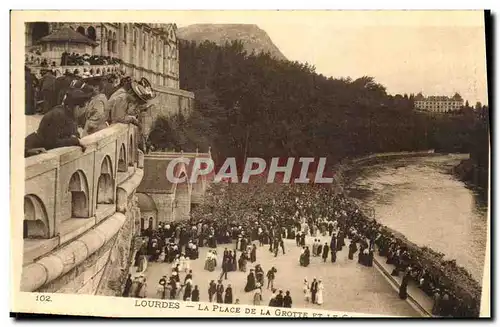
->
[177, 24, 287, 61]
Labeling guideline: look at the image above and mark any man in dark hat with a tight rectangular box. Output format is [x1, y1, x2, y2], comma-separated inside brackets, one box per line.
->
[25, 88, 93, 157]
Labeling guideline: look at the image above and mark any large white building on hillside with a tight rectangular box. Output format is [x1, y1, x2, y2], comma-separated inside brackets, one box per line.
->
[414, 93, 464, 113]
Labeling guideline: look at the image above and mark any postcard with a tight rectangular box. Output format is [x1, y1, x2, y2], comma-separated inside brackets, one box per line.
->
[11, 10, 491, 318]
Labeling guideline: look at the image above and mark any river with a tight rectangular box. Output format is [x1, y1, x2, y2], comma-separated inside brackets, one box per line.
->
[346, 154, 488, 283]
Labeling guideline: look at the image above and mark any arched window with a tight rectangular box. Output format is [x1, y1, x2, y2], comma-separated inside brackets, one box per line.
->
[68, 170, 90, 218]
[112, 32, 117, 53]
[76, 26, 85, 36]
[97, 156, 114, 204]
[24, 195, 49, 239]
[133, 29, 137, 46]
[118, 143, 127, 172]
[107, 30, 113, 53]
[143, 33, 147, 50]
[123, 24, 128, 44]
[151, 36, 155, 54]
[87, 26, 96, 41]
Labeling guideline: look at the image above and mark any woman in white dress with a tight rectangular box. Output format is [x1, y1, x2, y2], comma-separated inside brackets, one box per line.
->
[179, 254, 187, 272]
[158, 249, 166, 263]
[303, 279, 310, 302]
[184, 257, 191, 273]
[316, 280, 324, 305]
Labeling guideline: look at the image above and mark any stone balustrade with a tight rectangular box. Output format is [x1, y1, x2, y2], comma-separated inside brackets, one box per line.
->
[22, 123, 144, 293]
[27, 64, 122, 79]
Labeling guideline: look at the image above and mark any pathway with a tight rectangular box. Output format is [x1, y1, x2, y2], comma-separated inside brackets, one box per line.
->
[143, 234, 419, 317]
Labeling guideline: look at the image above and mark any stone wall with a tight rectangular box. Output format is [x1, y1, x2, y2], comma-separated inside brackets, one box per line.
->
[22, 123, 144, 295]
[95, 195, 140, 297]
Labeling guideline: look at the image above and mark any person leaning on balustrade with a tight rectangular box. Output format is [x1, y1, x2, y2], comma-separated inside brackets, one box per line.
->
[107, 77, 155, 151]
[79, 76, 109, 137]
[107, 77, 142, 126]
[25, 88, 93, 157]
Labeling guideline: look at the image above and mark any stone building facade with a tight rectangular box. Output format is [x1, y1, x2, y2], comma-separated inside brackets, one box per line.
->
[414, 93, 464, 113]
[26, 22, 180, 88]
[22, 22, 209, 295]
[25, 22, 195, 126]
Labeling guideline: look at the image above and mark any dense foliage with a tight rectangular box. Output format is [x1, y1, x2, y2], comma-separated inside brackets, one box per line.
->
[150, 40, 489, 174]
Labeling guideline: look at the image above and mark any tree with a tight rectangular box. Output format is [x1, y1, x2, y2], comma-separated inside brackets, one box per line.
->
[172, 39, 485, 166]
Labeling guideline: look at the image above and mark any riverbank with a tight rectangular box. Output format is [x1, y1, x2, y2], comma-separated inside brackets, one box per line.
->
[453, 158, 489, 198]
[333, 152, 483, 317]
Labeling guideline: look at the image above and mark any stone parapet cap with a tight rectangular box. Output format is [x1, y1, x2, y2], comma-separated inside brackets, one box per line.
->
[25, 151, 61, 180]
[20, 212, 127, 292]
[117, 168, 144, 196]
[138, 188, 175, 194]
[153, 85, 194, 99]
[25, 123, 130, 177]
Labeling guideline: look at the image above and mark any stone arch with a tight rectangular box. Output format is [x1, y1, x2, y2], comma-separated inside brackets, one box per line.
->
[87, 26, 96, 41]
[97, 155, 114, 204]
[137, 193, 157, 233]
[24, 194, 49, 239]
[118, 143, 127, 172]
[68, 170, 90, 218]
[173, 171, 191, 221]
[76, 26, 85, 36]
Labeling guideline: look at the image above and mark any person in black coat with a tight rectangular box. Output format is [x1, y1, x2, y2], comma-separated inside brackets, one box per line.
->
[275, 290, 284, 307]
[208, 280, 217, 302]
[216, 280, 224, 303]
[321, 243, 329, 263]
[183, 282, 192, 301]
[122, 274, 132, 297]
[191, 285, 200, 302]
[283, 291, 293, 308]
[310, 279, 319, 304]
[244, 270, 256, 292]
[224, 284, 233, 304]
[348, 241, 358, 260]
[25, 88, 91, 157]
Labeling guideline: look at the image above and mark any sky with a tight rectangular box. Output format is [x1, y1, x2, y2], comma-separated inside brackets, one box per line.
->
[171, 10, 489, 105]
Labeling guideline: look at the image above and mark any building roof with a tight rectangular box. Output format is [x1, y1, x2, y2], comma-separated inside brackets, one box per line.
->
[414, 93, 425, 101]
[414, 93, 464, 102]
[38, 27, 98, 46]
[136, 193, 157, 212]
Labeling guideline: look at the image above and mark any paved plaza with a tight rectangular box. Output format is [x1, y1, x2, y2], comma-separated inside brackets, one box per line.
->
[144, 234, 419, 316]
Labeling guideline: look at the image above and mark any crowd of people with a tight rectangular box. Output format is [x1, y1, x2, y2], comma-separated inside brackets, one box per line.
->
[24, 65, 156, 158]
[122, 181, 478, 317]
[60, 52, 123, 66]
